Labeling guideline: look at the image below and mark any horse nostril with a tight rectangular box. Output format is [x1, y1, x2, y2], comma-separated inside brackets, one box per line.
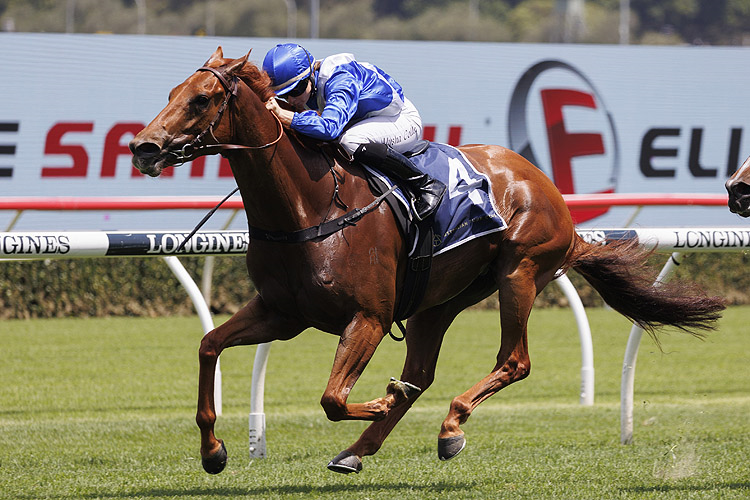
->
[731, 181, 750, 197]
[132, 141, 162, 159]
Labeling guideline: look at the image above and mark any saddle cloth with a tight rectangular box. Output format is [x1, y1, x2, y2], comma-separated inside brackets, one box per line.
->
[365, 142, 507, 256]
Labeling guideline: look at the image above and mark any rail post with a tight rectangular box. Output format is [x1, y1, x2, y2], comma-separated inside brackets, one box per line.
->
[619, 251, 684, 444]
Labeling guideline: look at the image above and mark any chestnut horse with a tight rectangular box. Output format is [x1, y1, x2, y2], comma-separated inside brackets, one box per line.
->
[130, 48, 724, 475]
[726, 155, 750, 216]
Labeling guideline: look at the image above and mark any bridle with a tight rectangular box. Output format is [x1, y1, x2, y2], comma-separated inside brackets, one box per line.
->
[169, 65, 284, 166]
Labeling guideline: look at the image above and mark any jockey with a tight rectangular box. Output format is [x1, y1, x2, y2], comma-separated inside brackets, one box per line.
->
[263, 43, 446, 221]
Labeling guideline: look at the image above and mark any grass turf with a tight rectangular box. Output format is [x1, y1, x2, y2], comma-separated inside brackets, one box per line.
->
[1, 306, 749, 499]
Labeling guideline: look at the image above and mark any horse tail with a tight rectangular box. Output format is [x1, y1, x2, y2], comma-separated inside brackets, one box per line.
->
[564, 234, 725, 340]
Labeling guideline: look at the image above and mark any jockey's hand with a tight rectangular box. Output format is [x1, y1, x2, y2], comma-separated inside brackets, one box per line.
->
[265, 97, 295, 127]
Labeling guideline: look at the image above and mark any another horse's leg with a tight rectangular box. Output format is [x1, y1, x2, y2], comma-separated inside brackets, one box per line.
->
[437, 263, 539, 460]
[197, 295, 304, 474]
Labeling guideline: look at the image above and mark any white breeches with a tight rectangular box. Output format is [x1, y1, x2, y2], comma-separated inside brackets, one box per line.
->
[338, 98, 423, 154]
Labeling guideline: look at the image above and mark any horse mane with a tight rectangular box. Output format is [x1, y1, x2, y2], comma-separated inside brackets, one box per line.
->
[236, 60, 276, 103]
[232, 58, 337, 157]
[224, 54, 342, 162]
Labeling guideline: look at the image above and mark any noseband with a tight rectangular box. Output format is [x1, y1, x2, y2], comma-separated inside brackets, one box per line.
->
[169, 65, 284, 165]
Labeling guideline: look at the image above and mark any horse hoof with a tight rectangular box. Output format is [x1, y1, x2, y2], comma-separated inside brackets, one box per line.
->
[327, 450, 363, 474]
[438, 434, 466, 461]
[202, 440, 227, 474]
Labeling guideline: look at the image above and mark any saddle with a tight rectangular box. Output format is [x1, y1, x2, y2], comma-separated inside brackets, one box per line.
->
[349, 139, 509, 325]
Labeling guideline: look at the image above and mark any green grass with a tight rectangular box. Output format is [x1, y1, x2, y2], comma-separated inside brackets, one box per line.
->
[1, 307, 749, 499]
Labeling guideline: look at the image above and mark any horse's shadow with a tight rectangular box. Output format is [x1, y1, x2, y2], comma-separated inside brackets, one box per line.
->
[32, 480, 476, 499]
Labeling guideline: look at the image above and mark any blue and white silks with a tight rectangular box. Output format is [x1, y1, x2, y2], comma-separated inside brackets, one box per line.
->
[290, 53, 405, 141]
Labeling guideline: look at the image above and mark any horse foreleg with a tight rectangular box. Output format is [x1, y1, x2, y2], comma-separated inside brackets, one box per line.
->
[197, 294, 304, 474]
[197, 342, 226, 474]
[319, 314, 394, 422]
[438, 266, 536, 461]
[327, 309, 454, 473]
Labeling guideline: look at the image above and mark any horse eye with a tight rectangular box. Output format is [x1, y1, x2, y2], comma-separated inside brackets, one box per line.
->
[194, 95, 210, 107]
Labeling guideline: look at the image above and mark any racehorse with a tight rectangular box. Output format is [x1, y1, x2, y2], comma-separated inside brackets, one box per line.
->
[726, 155, 750, 216]
[130, 48, 725, 475]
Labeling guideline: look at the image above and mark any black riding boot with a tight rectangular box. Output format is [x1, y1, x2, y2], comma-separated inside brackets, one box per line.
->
[354, 143, 446, 221]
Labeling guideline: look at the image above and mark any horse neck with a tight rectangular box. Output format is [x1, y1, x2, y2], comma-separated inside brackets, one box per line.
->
[228, 86, 333, 232]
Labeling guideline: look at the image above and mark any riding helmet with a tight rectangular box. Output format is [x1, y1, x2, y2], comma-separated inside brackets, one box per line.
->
[262, 43, 315, 95]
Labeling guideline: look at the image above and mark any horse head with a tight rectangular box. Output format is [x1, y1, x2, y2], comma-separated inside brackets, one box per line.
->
[129, 47, 254, 177]
[726, 156, 750, 217]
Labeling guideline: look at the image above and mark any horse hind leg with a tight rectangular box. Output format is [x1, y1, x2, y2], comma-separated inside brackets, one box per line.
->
[437, 263, 539, 461]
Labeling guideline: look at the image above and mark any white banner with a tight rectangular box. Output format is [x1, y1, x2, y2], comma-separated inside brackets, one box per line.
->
[1, 33, 746, 230]
[0, 230, 250, 258]
[2, 228, 746, 260]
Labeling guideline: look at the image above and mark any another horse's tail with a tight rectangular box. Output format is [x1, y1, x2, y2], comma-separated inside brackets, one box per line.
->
[565, 235, 726, 340]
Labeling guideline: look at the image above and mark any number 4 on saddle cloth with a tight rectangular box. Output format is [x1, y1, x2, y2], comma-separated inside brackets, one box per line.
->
[363, 141, 508, 322]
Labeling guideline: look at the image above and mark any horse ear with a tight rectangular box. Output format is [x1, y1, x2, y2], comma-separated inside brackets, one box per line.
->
[205, 46, 224, 66]
[225, 51, 250, 76]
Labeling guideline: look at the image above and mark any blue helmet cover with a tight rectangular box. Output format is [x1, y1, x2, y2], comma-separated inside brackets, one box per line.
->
[262, 43, 314, 95]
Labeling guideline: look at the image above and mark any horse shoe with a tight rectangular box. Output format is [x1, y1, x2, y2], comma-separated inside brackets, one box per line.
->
[327, 450, 363, 474]
[201, 440, 228, 474]
[437, 434, 466, 461]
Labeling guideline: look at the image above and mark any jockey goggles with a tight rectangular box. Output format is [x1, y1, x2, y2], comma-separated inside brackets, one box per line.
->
[284, 77, 310, 98]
